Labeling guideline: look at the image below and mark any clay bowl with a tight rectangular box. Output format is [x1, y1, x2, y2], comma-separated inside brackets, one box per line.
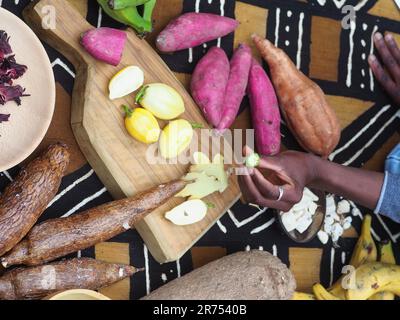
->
[276, 189, 326, 243]
[0, 8, 55, 172]
[46, 289, 111, 300]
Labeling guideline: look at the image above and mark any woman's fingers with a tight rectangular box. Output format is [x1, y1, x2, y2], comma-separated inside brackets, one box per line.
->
[240, 171, 291, 211]
[368, 54, 399, 100]
[373, 32, 400, 83]
[237, 174, 253, 203]
[385, 33, 400, 66]
[251, 169, 280, 200]
[243, 145, 255, 157]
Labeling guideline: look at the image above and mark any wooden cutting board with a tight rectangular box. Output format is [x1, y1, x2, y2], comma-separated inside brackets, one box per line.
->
[23, 0, 240, 263]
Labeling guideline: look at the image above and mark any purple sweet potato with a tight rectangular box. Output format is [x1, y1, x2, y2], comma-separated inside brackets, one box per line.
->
[191, 46, 230, 127]
[156, 13, 239, 53]
[217, 44, 252, 131]
[247, 59, 281, 156]
[80, 27, 127, 66]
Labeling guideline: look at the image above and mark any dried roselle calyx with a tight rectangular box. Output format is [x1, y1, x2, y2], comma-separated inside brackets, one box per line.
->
[0, 113, 10, 123]
[0, 55, 27, 84]
[0, 84, 28, 105]
[0, 31, 12, 61]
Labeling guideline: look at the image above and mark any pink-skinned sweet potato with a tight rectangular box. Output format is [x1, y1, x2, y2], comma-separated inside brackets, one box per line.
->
[217, 44, 252, 131]
[156, 13, 239, 53]
[248, 58, 281, 156]
[191, 46, 230, 127]
[80, 27, 127, 66]
[252, 34, 340, 157]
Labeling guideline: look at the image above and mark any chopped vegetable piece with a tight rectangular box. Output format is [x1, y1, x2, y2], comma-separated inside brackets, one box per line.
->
[0, 30, 29, 125]
[80, 27, 127, 66]
[190, 153, 228, 193]
[0, 55, 27, 84]
[0, 113, 10, 123]
[165, 199, 208, 226]
[205, 202, 215, 208]
[245, 153, 261, 168]
[109, 65, 144, 100]
[0, 84, 27, 105]
[176, 172, 222, 200]
[0, 31, 12, 61]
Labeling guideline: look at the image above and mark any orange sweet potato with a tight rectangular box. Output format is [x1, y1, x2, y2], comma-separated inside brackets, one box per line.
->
[252, 35, 341, 158]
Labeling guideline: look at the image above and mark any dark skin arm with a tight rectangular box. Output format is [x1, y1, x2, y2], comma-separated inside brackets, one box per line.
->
[238, 147, 384, 212]
[239, 31, 400, 212]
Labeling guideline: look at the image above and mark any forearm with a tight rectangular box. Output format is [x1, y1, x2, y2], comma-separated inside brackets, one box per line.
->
[308, 156, 384, 210]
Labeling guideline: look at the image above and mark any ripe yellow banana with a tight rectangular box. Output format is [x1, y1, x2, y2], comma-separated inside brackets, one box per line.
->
[369, 241, 396, 300]
[292, 292, 316, 300]
[379, 240, 396, 264]
[313, 283, 341, 300]
[349, 215, 377, 266]
[346, 262, 400, 300]
[329, 215, 377, 298]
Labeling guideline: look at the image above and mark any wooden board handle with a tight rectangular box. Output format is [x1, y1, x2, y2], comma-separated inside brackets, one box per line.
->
[23, 0, 94, 67]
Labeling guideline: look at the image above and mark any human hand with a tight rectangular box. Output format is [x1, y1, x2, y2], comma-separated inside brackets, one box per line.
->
[369, 32, 400, 105]
[238, 146, 319, 212]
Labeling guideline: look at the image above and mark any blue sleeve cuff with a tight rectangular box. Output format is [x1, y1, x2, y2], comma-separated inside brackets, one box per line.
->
[375, 172, 400, 223]
[375, 172, 388, 214]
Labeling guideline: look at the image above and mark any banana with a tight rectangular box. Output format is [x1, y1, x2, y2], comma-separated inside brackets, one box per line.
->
[97, 0, 152, 34]
[292, 292, 316, 300]
[346, 262, 400, 300]
[313, 283, 341, 300]
[329, 215, 377, 298]
[380, 282, 400, 295]
[349, 215, 377, 266]
[369, 290, 395, 300]
[369, 241, 396, 300]
[328, 285, 346, 299]
[379, 240, 396, 264]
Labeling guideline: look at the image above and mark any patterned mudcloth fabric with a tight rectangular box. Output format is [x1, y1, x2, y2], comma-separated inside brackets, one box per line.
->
[0, 0, 399, 299]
